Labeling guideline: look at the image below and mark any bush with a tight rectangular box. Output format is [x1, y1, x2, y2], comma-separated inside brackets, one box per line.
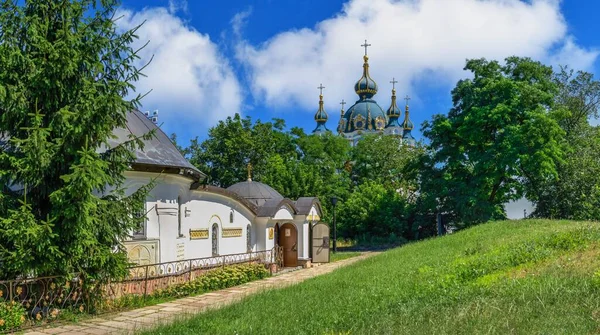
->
[152, 263, 270, 299]
[0, 301, 26, 331]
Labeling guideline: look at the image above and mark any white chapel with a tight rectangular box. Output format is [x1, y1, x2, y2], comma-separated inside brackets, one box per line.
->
[113, 110, 323, 268]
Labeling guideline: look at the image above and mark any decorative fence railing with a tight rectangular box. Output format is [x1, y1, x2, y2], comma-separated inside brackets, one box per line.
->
[105, 247, 283, 299]
[0, 246, 283, 329]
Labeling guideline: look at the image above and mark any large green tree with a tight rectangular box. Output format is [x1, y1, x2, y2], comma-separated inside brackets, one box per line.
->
[187, 114, 296, 188]
[0, 0, 149, 279]
[421, 57, 564, 226]
[529, 68, 600, 219]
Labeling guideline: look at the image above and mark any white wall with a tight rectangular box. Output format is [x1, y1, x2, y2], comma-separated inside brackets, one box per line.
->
[121, 171, 317, 264]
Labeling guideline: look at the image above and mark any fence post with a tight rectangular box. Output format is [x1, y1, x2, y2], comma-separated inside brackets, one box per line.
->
[188, 259, 192, 281]
[143, 265, 149, 301]
[222, 255, 225, 269]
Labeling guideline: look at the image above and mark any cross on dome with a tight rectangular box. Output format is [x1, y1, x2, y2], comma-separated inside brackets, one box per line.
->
[361, 39, 371, 56]
[404, 95, 411, 105]
[390, 78, 398, 90]
[340, 99, 346, 110]
[317, 83, 325, 95]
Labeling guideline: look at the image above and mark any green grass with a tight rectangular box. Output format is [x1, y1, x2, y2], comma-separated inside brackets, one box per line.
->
[140, 220, 600, 335]
[330, 251, 361, 262]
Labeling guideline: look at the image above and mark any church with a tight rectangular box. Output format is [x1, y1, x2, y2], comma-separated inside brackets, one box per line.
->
[312, 41, 416, 146]
[114, 110, 323, 268]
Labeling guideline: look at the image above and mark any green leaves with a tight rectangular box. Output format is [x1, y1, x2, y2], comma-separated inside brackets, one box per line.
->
[422, 57, 563, 226]
[0, 0, 150, 280]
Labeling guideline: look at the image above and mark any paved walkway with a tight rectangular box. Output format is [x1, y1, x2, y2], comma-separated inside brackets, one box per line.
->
[24, 252, 378, 335]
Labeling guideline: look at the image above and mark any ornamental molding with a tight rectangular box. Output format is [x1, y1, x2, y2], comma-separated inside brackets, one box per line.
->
[189, 229, 209, 240]
[222, 228, 243, 238]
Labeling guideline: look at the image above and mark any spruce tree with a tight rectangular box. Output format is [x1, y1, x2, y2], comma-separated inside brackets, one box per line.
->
[0, 0, 151, 280]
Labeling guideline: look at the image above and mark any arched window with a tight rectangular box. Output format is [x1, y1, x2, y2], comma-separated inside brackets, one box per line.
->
[230, 209, 234, 223]
[246, 225, 252, 253]
[212, 223, 219, 256]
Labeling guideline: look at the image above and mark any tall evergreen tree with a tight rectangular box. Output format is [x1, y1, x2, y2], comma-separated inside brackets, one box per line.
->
[0, 0, 150, 280]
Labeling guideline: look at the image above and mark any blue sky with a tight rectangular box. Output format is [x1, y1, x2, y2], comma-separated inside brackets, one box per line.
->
[119, 0, 600, 145]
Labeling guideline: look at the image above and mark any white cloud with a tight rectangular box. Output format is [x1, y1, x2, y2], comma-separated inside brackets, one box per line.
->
[236, 0, 599, 114]
[168, 0, 188, 15]
[117, 6, 242, 133]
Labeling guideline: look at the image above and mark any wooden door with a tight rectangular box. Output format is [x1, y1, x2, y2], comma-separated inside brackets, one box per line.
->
[279, 223, 298, 267]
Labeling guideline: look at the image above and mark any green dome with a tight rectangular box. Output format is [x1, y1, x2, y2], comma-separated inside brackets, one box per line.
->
[342, 99, 387, 133]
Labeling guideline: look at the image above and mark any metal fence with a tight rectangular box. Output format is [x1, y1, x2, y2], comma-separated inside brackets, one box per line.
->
[105, 247, 283, 298]
[0, 246, 283, 326]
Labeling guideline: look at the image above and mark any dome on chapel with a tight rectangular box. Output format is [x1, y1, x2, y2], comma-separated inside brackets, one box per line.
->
[226, 180, 283, 207]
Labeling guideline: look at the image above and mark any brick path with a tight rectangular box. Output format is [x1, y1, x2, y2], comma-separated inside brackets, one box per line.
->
[24, 252, 378, 335]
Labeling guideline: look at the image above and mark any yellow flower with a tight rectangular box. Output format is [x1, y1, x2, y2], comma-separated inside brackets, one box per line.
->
[35, 313, 42, 321]
[0, 319, 5, 327]
[79, 305, 84, 313]
[16, 286, 22, 295]
[50, 283, 56, 290]
[50, 309, 59, 318]
[65, 281, 70, 289]
[20, 315, 25, 322]
[0, 289, 3, 297]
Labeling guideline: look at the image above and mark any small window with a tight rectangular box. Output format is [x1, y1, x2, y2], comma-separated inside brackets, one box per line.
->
[133, 203, 146, 238]
[230, 209, 234, 224]
[246, 225, 252, 252]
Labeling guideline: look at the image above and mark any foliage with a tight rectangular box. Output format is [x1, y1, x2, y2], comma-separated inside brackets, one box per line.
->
[528, 67, 600, 220]
[0, 0, 150, 279]
[151, 263, 270, 299]
[140, 220, 600, 335]
[186, 115, 295, 188]
[0, 301, 25, 332]
[552, 66, 600, 137]
[336, 180, 408, 242]
[421, 57, 564, 226]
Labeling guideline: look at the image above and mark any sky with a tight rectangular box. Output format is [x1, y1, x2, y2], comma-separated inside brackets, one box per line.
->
[118, 0, 600, 145]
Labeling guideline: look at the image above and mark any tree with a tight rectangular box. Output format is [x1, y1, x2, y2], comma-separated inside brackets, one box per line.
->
[529, 68, 600, 219]
[0, 0, 149, 279]
[187, 114, 296, 188]
[421, 57, 564, 226]
[553, 67, 600, 137]
[337, 180, 408, 244]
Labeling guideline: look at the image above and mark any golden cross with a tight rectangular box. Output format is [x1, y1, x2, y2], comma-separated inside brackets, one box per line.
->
[361, 39, 371, 56]
[340, 99, 346, 110]
[390, 78, 398, 90]
[317, 83, 326, 95]
[404, 95, 411, 105]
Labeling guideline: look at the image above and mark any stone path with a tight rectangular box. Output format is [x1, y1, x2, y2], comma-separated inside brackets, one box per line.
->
[24, 252, 378, 335]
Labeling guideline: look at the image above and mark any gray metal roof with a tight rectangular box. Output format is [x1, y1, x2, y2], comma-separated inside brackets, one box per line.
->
[294, 197, 321, 215]
[108, 110, 204, 179]
[255, 198, 298, 217]
[226, 180, 284, 207]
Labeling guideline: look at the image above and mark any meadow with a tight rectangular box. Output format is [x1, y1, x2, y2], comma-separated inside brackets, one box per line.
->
[142, 220, 600, 334]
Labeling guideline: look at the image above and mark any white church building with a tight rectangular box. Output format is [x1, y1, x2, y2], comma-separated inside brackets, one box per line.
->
[113, 110, 323, 268]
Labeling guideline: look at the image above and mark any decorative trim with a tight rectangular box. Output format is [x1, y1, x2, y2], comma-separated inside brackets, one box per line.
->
[189, 229, 209, 240]
[222, 228, 243, 238]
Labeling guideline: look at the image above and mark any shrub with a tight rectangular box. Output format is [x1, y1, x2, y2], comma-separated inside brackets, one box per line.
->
[0, 301, 26, 331]
[152, 263, 270, 299]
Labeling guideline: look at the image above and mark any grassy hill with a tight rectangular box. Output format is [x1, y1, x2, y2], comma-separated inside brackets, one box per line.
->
[143, 220, 600, 334]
